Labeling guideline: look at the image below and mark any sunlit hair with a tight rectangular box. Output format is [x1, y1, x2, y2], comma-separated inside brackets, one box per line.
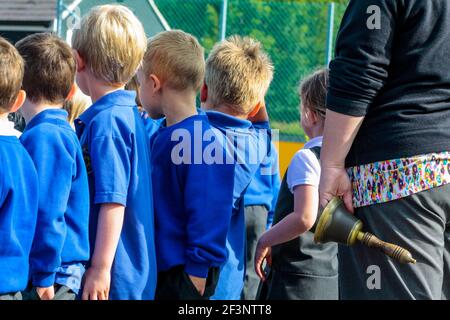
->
[72, 4, 147, 85]
[143, 30, 205, 92]
[205, 35, 274, 115]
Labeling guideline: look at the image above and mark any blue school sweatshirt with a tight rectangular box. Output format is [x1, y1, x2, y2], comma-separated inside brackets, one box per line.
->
[20, 109, 90, 293]
[0, 135, 38, 294]
[205, 111, 271, 300]
[140, 111, 163, 139]
[75, 90, 157, 300]
[151, 113, 234, 278]
[244, 139, 281, 228]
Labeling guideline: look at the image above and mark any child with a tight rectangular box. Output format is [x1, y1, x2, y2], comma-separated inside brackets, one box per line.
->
[125, 75, 162, 139]
[137, 30, 234, 300]
[72, 5, 157, 300]
[242, 142, 281, 300]
[255, 69, 338, 300]
[63, 86, 91, 127]
[17, 33, 90, 301]
[201, 36, 274, 300]
[0, 36, 38, 300]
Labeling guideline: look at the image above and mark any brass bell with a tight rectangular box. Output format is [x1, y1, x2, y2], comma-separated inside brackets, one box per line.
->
[314, 197, 416, 264]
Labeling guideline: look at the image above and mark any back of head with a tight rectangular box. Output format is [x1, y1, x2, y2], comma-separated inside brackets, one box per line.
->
[205, 35, 274, 115]
[0, 37, 24, 113]
[143, 30, 205, 92]
[16, 33, 76, 105]
[72, 4, 147, 85]
[299, 68, 328, 118]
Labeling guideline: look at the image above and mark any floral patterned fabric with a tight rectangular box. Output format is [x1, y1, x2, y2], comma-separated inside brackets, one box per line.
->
[348, 152, 450, 208]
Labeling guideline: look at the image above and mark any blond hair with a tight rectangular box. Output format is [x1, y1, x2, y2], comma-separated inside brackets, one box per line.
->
[72, 5, 147, 85]
[63, 87, 91, 125]
[205, 36, 273, 115]
[143, 30, 205, 92]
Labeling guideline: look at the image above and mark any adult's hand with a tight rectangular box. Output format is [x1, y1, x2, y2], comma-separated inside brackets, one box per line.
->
[319, 166, 353, 213]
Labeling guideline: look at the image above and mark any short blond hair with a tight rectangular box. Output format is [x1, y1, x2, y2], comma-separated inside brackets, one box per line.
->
[205, 36, 273, 115]
[143, 30, 205, 91]
[72, 5, 147, 85]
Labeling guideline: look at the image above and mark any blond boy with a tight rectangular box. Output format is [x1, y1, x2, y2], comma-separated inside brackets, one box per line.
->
[200, 36, 274, 299]
[72, 5, 157, 300]
[136, 30, 234, 300]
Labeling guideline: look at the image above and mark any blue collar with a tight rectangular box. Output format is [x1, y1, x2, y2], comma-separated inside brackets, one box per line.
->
[78, 90, 136, 125]
[205, 110, 252, 130]
[25, 109, 68, 131]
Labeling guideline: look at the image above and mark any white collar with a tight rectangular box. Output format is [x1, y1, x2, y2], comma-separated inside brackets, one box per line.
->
[0, 117, 21, 137]
[304, 136, 323, 149]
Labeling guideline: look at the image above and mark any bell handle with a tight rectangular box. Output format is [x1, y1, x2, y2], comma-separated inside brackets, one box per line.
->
[357, 232, 416, 264]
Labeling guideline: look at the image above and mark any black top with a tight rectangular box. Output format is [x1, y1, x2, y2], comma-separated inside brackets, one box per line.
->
[271, 147, 338, 276]
[327, 0, 450, 167]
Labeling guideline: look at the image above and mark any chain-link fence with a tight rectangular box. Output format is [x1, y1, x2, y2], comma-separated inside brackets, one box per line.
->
[56, 0, 348, 142]
[154, 0, 347, 141]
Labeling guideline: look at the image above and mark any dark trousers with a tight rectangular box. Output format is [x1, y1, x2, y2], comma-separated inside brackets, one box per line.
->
[0, 292, 22, 300]
[242, 205, 268, 300]
[258, 268, 338, 300]
[155, 265, 220, 300]
[23, 284, 76, 300]
[339, 183, 450, 300]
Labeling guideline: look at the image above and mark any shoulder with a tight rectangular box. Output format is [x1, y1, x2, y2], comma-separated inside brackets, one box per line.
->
[90, 107, 136, 141]
[290, 148, 321, 172]
[22, 123, 77, 157]
[287, 148, 321, 191]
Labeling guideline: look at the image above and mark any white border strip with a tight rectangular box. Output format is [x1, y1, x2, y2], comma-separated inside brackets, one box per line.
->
[148, 0, 171, 31]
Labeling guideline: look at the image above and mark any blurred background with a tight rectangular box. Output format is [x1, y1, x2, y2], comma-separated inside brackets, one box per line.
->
[0, 0, 349, 173]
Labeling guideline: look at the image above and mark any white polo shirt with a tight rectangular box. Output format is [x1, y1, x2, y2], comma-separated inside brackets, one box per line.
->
[286, 136, 322, 193]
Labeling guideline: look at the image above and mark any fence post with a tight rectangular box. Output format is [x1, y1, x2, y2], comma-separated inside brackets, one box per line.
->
[219, 0, 228, 41]
[325, 2, 335, 66]
[56, 0, 63, 36]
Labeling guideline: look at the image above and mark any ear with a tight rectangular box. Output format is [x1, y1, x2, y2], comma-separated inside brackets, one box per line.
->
[247, 101, 262, 118]
[309, 109, 320, 124]
[149, 74, 162, 94]
[10, 90, 26, 113]
[65, 83, 77, 102]
[73, 50, 86, 72]
[200, 83, 208, 103]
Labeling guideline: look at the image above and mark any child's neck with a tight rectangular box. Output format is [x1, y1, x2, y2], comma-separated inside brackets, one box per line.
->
[306, 125, 324, 140]
[202, 101, 247, 120]
[86, 78, 125, 103]
[0, 113, 8, 120]
[162, 88, 198, 127]
[21, 100, 63, 124]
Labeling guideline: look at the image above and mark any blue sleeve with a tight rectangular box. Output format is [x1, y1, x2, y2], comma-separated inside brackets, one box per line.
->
[90, 134, 131, 206]
[181, 161, 235, 278]
[21, 129, 72, 287]
[251, 121, 270, 130]
[0, 154, 4, 206]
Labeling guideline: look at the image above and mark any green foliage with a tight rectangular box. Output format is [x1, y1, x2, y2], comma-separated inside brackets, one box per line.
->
[157, 0, 349, 141]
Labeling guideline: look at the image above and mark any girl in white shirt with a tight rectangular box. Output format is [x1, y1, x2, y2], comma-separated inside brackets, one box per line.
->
[255, 69, 338, 300]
